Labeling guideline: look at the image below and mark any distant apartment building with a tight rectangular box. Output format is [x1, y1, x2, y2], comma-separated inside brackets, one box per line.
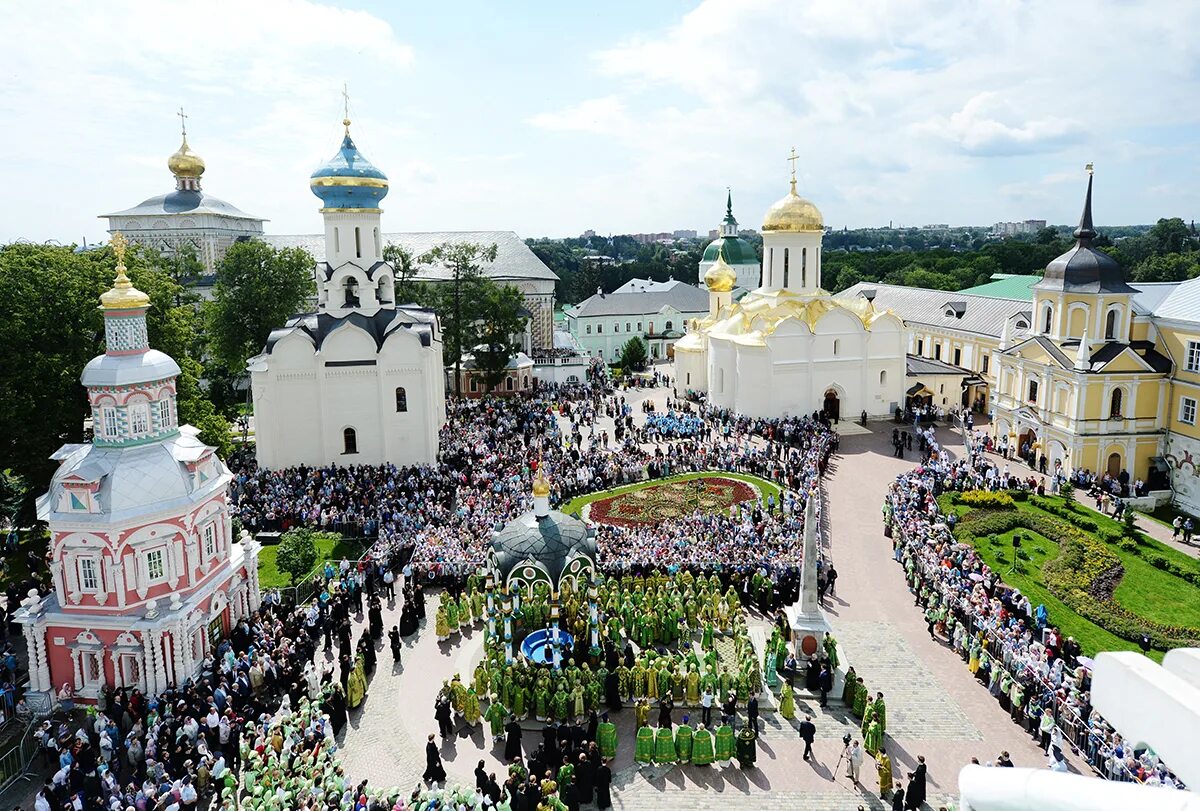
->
[673, 229, 698, 239]
[992, 219, 1047, 236]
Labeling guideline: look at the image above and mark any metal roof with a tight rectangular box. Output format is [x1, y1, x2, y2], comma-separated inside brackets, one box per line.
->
[571, 283, 710, 318]
[958, 274, 1040, 299]
[837, 282, 1028, 338]
[1152, 277, 1200, 323]
[906, 354, 971, 376]
[490, 510, 596, 584]
[265, 231, 558, 282]
[258, 306, 437, 357]
[103, 190, 264, 221]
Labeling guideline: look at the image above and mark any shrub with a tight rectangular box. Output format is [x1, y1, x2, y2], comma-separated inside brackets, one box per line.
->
[959, 490, 1016, 510]
[1011, 489, 1030, 502]
[1118, 539, 1139, 552]
[276, 528, 321, 586]
[1060, 483, 1075, 501]
[1122, 511, 1138, 536]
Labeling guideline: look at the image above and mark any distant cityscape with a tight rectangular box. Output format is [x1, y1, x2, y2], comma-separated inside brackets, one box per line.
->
[580, 219, 1049, 247]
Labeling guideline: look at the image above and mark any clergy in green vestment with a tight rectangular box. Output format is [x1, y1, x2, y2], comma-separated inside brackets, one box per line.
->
[691, 725, 715, 766]
[861, 700, 875, 738]
[674, 721, 694, 764]
[654, 725, 676, 764]
[778, 683, 795, 720]
[714, 723, 735, 763]
[852, 679, 868, 718]
[484, 699, 507, 740]
[872, 693, 887, 735]
[864, 718, 883, 757]
[842, 668, 858, 706]
[635, 726, 655, 764]
[463, 687, 481, 726]
[597, 715, 617, 760]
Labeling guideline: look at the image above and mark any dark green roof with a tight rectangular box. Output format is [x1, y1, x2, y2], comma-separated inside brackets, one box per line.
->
[958, 274, 1037, 300]
[702, 236, 758, 265]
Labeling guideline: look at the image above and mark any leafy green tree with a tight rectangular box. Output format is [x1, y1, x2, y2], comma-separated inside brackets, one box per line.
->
[0, 468, 29, 525]
[206, 241, 315, 376]
[1148, 217, 1196, 255]
[1132, 253, 1200, 283]
[618, 336, 648, 371]
[0, 242, 207, 495]
[275, 527, 319, 586]
[175, 356, 233, 458]
[382, 242, 420, 303]
[418, 242, 498, 396]
[472, 281, 530, 392]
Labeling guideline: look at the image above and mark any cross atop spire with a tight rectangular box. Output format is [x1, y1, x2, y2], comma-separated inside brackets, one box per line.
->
[342, 82, 351, 134]
[726, 187, 732, 218]
[177, 107, 188, 140]
[787, 147, 799, 194]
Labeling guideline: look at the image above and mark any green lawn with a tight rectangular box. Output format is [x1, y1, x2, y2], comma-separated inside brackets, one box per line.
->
[257, 534, 368, 589]
[951, 493, 1200, 660]
[560, 470, 784, 517]
[1137, 502, 1198, 533]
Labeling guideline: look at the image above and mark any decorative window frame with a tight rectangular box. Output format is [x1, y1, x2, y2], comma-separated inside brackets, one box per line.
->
[128, 401, 151, 436]
[1180, 396, 1197, 426]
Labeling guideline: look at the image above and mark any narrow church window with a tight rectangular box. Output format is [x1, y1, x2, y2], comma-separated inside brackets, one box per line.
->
[354, 227, 362, 259]
[506, 377, 514, 391]
[916, 338, 924, 355]
[335, 228, 340, 254]
[343, 277, 360, 308]
[1043, 305, 1053, 334]
[802, 248, 807, 288]
[767, 249, 773, 285]
[880, 370, 887, 386]
[470, 378, 478, 392]
[101, 407, 118, 438]
[343, 427, 358, 454]
[833, 339, 840, 355]
[374, 227, 381, 256]
[395, 387, 408, 412]
[783, 248, 790, 287]
[78, 557, 98, 592]
[1110, 388, 1122, 418]
[1105, 309, 1117, 340]
[953, 347, 962, 366]
[1027, 379, 1039, 404]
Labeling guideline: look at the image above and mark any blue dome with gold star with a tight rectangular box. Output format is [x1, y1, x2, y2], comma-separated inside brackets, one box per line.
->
[309, 119, 389, 211]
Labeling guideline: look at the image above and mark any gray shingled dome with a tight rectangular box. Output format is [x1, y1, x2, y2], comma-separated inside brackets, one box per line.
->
[490, 510, 596, 587]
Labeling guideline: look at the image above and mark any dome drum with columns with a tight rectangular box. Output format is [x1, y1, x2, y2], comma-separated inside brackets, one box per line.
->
[676, 154, 906, 418]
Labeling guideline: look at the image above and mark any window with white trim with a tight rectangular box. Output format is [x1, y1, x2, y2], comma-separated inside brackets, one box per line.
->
[1180, 396, 1197, 426]
[129, 403, 150, 436]
[101, 407, 118, 438]
[146, 548, 166, 582]
[78, 557, 99, 592]
[156, 397, 173, 429]
[203, 522, 217, 558]
[1187, 341, 1200, 373]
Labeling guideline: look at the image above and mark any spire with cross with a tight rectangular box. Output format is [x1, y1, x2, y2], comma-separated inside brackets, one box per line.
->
[177, 107, 188, 141]
[788, 146, 799, 193]
[342, 82, 351, 134]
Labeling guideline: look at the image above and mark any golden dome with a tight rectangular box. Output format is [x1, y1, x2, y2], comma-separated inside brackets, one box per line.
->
[704, 256, 738, 293]
[762, 180, 823, 233]
[100, 233, 151, 310]
[532, 468, 551, 498]
[168, 136, 206, 179]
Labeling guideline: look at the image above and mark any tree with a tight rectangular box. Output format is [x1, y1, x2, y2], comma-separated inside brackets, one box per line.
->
[618, 336, 648, 371]
[0, 242, 207, 497]
[175, 356, 233, 458]
[382, 242, 420, 303]
[472, 281, 530, 392]
[418, 242, 498, 396]
[0, 468, 29, 525]
[206, 241, 315, 377]
[275, 527, 320, 586]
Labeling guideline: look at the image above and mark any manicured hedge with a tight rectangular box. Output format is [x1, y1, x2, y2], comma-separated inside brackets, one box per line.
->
[953, 508, 1200, 649]
[958, 490, 1017, 510]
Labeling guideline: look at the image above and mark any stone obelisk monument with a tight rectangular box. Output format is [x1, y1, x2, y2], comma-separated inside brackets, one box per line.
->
[785, 493, 846, 697]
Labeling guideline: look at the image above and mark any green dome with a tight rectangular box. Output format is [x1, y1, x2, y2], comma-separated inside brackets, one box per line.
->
[702, 236, 759, 266]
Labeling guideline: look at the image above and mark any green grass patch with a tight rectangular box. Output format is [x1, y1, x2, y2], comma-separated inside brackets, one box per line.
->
[1138, 502, 1199, 532]
[257, 534, 367, 589]
[560, 471, 783, 517]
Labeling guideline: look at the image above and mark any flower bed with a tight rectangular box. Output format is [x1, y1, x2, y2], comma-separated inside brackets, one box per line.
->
[586, 476, 758, 527]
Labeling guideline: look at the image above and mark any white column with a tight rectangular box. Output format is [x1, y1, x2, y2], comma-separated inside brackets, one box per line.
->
[110, 650, 124, 690]
[22, 624, 43, 692]
[143, 631, 159, 696]
[49, 560, 66, 606]
[70, 649, 83, 692]
[34, 630, 51, 693]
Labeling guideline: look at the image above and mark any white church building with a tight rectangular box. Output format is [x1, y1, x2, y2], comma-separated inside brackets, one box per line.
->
[248, 116, 446, 469]
[675, 165, 906, 420]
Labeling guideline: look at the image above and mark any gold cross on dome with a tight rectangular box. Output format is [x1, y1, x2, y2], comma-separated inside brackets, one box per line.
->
[177, 106, 188, 139]
[1086, 162, 1094, 175]
[788, 147, 799, 180]
[111, 231, 128, 265]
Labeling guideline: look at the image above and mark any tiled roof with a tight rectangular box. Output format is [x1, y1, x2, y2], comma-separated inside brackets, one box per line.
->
[906, 355, 971, 376]
[264, 231, 558, 282]
[571, 284, 710, 318]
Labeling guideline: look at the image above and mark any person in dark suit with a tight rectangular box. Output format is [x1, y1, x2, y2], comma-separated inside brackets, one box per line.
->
[594, 759, 613, 810]
[891, 780, 905, 811]
[798, 715, 816, 761]
[423, 734, 446, 785]
[504, 718, 523, 761]
[818, 663, 833, 707]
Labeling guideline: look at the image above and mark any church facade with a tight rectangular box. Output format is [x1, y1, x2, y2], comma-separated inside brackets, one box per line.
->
[12, 236, 261, 704]
[248, 117, 445, 470]
[101, 123, 265, 275]
[675, 169, 906, 420]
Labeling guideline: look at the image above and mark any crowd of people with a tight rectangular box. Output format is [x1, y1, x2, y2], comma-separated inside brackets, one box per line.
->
[882, 425, 1186, 791]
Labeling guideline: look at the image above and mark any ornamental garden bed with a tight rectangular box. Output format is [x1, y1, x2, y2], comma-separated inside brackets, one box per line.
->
[579, 474, 762, 527]
[946, 492, 1200, 657]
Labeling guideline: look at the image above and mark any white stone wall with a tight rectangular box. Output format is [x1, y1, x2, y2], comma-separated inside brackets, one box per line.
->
[251, 327, 444, 470]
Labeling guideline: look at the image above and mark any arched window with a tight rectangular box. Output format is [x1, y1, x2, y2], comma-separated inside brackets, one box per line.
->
[1110, 388, 1123, 418]
[1105, 308, 1118, 340]
[833, 338, 840, 355]
[523, 375, 529, 388]
[665, 321, 673, 331]
[505, 376, 514, 391]
[1042, 304, 1053, 334]
[470, 377, 478, 392]
[802, 247, 808, 288]
[374, 227, 381, 256]
[783, 248, 790, 287]
[395, 387, 407, 412]
[343, 427, 357, 454]
[378, 275, 394, 304]
[343, 277, 360, 308]
[354, 227, 362, 258]
[879, 369, 887, 386]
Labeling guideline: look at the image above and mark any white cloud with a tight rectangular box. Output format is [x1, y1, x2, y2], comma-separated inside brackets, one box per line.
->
[917, 92, 1085, 156]
[528, 96, 630, 134]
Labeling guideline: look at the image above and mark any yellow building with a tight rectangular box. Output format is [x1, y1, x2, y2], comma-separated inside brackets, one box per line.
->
[991, 171, 1175, 493]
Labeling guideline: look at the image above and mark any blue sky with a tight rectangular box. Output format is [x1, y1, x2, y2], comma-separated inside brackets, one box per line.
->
[1, 0, 1198, 243]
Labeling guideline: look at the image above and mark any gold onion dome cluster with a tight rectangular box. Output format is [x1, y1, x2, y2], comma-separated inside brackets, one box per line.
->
[762, 181, 823, 233]
[703, 256, 738, 293]
[167, 136, 205, 179]
[100, 234, 150, 310]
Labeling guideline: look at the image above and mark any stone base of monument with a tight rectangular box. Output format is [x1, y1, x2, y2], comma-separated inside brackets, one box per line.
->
[785, 605, 847, 700]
